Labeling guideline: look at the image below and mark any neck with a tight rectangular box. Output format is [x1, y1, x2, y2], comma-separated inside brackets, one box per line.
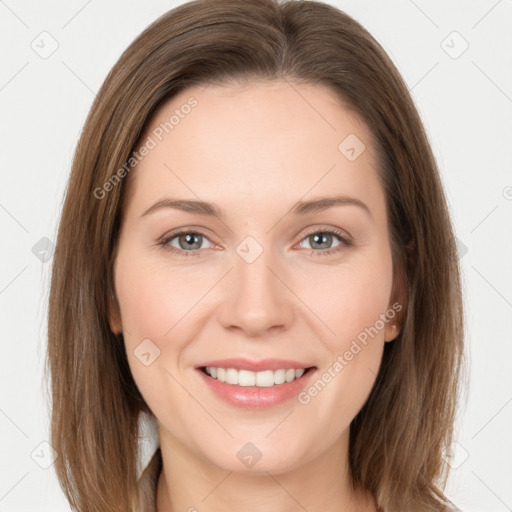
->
[155, 428, 377, 512]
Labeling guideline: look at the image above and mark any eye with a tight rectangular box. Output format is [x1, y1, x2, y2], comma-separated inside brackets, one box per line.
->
[157, 227, 352, 258]
[158, 230, 214, 257]
[297, 228, 352, 257]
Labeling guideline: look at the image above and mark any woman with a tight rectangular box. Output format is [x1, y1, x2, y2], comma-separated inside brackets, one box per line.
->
[46, 0, 464, 511]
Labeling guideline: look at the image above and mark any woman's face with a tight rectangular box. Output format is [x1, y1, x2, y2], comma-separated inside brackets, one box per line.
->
[112, 79, 402, 474]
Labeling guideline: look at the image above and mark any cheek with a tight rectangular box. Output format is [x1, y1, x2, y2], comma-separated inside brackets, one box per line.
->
[114, 250, 210, 431]
[300, 252, 393, 426]
[115, 250, 207, 346]
[319, 252, 394, 351]
[113, 249, 195, 391]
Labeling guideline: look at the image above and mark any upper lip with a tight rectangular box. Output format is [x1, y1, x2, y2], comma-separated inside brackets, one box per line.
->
[195, 358, 315, 372]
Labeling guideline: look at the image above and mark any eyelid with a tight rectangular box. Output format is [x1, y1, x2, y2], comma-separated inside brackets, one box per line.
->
[157, 224, 353, 257]
[157, 227, 218, 252]
[293, 225, 353, 257]
[298, 224, 352, 244]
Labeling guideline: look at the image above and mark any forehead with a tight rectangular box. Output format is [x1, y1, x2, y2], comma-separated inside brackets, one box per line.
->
[124, 79, 385, 222]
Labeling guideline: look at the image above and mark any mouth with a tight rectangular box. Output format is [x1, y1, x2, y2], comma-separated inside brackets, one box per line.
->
[194, 359, 317, 409]
[199, 365, 316, 387]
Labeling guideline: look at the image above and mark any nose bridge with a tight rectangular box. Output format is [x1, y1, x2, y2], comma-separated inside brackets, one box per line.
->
[236, 237, 277, 298]
[219, 233, 293, 335]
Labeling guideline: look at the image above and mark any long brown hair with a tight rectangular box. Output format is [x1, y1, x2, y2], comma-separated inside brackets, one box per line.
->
[46, 1, 465, 511]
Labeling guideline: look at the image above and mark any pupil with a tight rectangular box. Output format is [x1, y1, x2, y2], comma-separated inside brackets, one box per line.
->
[181, 233, 201, 249]
[312, 233, 330, 249]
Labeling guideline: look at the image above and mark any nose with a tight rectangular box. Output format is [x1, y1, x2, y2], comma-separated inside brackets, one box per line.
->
[218, 244, 295, 338]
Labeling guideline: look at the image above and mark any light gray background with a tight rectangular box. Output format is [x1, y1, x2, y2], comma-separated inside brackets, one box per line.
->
[1, 1, 511, 511]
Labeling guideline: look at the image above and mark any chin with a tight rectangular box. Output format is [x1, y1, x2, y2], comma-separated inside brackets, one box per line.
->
[200, 435, 312, 476]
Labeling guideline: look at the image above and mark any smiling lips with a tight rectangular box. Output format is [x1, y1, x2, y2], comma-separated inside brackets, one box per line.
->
[204, 366, 306, 386]
[195, 358, 317, 409]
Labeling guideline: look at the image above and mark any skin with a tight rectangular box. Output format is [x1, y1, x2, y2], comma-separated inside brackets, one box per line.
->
[110, 79, 404, 512]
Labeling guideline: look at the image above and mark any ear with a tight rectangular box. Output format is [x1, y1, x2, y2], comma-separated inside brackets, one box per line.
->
[384, 262, 407, 342]
[108, 293, 123, 335]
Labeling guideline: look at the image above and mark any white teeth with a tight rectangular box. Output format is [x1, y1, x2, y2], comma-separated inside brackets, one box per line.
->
[216, 367, 226, 383]
[238, 370, 255, 386]
[285, 369, 295, 382]
[204, 366, 309, 387]
[256, 370, 274, 387]
[226, 368, 238, 385]
[274, 369, 286, 385]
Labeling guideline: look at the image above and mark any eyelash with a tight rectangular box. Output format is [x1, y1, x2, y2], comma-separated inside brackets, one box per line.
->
[157, 227, 353, 258]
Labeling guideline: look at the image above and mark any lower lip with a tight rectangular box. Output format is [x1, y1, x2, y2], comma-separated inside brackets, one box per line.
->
[197, 368, 316, 409]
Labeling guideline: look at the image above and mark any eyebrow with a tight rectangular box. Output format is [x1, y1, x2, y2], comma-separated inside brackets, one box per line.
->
[140, 195, 372, 219]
